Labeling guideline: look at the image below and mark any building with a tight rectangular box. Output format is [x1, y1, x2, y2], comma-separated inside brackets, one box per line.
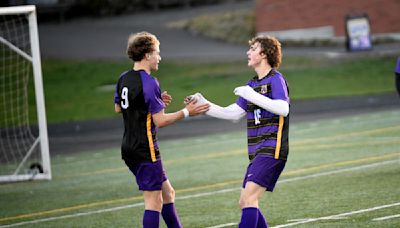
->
[256, 0, 400, 44]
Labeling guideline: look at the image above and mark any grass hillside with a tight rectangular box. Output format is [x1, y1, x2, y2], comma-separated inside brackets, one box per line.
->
[168, 9, 255, 45]
[29, 56, 396, 124]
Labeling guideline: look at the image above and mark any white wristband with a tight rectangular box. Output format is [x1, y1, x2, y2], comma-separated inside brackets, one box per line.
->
[182, 108, 189, 118]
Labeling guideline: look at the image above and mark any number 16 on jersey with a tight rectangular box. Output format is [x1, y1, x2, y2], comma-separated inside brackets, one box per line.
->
[254, 109, 261, 125]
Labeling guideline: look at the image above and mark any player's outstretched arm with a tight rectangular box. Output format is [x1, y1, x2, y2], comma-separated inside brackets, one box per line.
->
[234, 85, 289, 117]
[186, 93, 245, 122]
[207, 103, 245, 122]
[152, 101, 210, 128]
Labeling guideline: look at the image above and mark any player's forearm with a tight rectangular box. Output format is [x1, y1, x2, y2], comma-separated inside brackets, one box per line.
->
[245, 92, 289, 116]
[189, 93, 244, 121]
[262, 99, 289, 117]
[152, 110, 186, 128]
[235, 86, 289, 116]
[206, 103, 245, 121]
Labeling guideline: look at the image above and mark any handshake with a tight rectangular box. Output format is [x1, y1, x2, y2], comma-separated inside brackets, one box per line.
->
[184, 87, 249, 121]
[181, 86, 256, 119]
[184, 86, 253, 105]
[184, 93, 209, 105]
[181, 92, 210, 118]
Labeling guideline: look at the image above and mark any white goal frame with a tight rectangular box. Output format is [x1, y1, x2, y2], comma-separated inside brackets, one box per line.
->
[0, 5, 51, 182]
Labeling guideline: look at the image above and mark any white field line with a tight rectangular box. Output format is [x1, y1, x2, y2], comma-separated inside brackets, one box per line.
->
[0, 188, 238, 228]
[209, 203, 400, 228]
[1, 160, 398, 228]
[278, 160, 397, 184]
[286, 217, 347, 222]
[0, 202, 144, 228]
[206, 223, 238, 228]
[291, 111, 400, 135]
[205, 159, 398, 228]
[372, 214, 400, 221]
[272, 202, 400, 228]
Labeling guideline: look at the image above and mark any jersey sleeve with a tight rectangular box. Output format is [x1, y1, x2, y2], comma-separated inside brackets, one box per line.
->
[143, 77, 165, 114]
[114, 82, 120, 104]
[271, 75, 290, 103]
[235, 97, 247, 111]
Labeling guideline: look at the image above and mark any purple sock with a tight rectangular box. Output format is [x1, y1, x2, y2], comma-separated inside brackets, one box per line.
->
[161, 203, 182, 228]
[143, 210, 160, 228]
[257, 209, 268, 228]
[239, 207, 259, 228]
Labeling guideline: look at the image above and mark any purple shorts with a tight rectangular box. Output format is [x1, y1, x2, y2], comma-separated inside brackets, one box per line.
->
[124, 159, 167, 191]
[242, 155, 286, 192]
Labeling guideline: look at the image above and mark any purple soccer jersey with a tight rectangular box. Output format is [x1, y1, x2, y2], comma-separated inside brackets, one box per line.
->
[140, 71, 165, 115]
[140, 70, 165, 151]
[236, 69, 290, 161]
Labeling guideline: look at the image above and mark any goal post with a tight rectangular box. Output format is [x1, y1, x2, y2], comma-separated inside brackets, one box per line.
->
[0, 5, 51, 182]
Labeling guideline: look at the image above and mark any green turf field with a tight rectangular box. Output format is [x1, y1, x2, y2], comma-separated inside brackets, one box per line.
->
[1, 109, 399, 227]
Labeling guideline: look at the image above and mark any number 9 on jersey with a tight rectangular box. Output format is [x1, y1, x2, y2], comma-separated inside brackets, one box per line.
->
[121, 87, 129, 109]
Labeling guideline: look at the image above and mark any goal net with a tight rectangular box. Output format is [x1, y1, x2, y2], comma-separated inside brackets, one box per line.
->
[0, 5, 51, 182]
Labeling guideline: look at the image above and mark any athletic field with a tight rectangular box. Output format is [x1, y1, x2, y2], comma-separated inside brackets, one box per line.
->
[1, 109, 399, 227]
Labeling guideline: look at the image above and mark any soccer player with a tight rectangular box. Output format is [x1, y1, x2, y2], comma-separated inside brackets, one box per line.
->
[395, 57, 400, 97]
[188, 35, 289, 228]
[114, 31, 209, 228]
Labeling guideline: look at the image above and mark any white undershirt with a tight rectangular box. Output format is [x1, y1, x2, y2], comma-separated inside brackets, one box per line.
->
[193, 92, 289, 122]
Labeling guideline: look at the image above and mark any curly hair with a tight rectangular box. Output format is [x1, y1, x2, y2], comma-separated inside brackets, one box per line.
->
[126, 32, 159, 61]
[249, 35, 282, 69]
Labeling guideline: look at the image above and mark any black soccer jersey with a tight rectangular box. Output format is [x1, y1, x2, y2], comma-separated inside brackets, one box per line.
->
[114, 70, 165, 164]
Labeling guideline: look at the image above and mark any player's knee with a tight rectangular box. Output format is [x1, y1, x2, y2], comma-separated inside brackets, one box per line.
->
[239, 197, 246, 208]
[163, 187, 175, 203]
[239, 196, 257, 209]
[152, 195, 163, 211]
[154, 193, 163, 203]
[144, 192, 163, 211]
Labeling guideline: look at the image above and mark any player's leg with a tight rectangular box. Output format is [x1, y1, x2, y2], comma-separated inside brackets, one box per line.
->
[239, 156, 286, 228]
[143, 190, 163, 228]
[161, 179, 182, 228]
[126, 160, 165, 228]
[257, 208, 268, 228]
[239, 181, 266, 228]
[239, 181, 266, 208]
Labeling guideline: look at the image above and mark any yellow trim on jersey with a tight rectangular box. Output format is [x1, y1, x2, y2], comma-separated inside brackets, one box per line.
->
[274, 116, 284, 159]
[146, 113, 156, 162]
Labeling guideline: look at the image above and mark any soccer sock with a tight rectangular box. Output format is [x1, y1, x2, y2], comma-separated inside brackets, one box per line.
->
[161, 203, 182, 228]
[257, 208, 268, 228]
[239, 207, 259, 228]
[143, 210, 160, 228]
